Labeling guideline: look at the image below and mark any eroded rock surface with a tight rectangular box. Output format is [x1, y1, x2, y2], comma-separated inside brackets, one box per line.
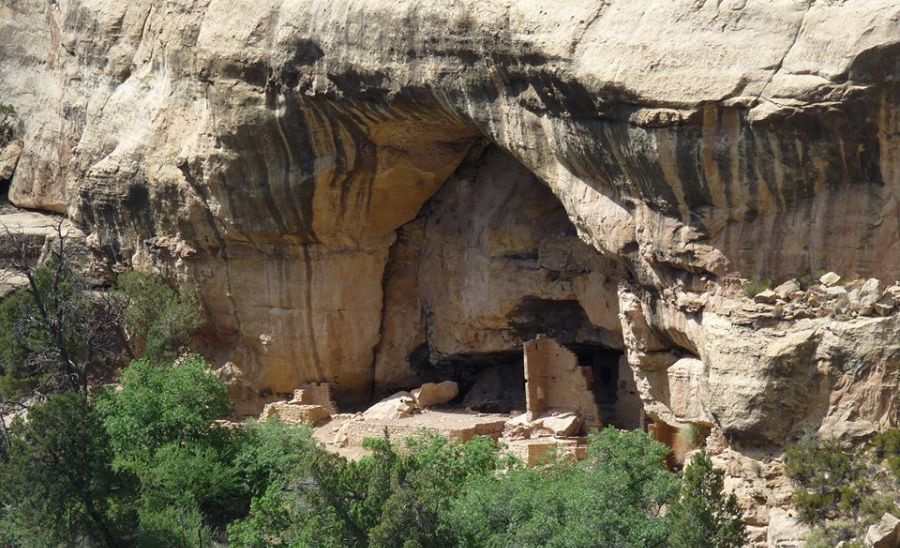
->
[1, 1, 899, 540]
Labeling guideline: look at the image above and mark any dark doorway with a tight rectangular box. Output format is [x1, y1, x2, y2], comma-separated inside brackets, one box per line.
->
[421, 351, 526, 414]
[570, 345, 623, 426]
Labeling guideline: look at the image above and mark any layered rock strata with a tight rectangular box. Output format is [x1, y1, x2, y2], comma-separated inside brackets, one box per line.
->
[1, 0, 899, 539]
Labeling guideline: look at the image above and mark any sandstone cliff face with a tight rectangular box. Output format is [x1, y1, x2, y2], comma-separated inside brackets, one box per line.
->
[1, 0, 898, 521]
[375, 145, 623, 393]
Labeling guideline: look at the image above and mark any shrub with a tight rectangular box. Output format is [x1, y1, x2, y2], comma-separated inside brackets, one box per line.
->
[136, 442, 244, 529]
[115, 271, 202, 364]
[0, 262, 111, 394]
[368, 434, 504, 547]
[96, 356, 241, 541]
[226, 480, 297, 547]
[743, 279, 773, 297]
[783, 430, 899, 545]
[228, 433, 506, 548]
[872, 428, 900, 479]
[668, 451, 746, 548]
[783, 433, 867, 524]
[233, 419, 320, 498]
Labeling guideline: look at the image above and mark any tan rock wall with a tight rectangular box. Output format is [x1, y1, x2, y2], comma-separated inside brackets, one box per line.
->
[0, 0, 896, 471]
[375, 146, 623, 394]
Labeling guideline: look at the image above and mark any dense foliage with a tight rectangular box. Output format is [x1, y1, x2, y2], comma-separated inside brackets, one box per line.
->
[0, 370, 752, 548]
[784, 430, 900, 546]
[0, 239, 202, 447]
[0, 392, 121, 546]
[448, 428, 678, 548]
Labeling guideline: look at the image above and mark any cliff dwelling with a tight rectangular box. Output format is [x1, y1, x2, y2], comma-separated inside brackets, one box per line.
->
[366, 144, 642, 430]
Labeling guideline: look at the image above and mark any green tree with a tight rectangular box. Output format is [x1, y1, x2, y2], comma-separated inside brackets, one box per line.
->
[368, 434, 503, 547]
[227, 479, 296, 547]
[668, 451, 747, 548]
[96, 355, 232, 469]
[232, 419, 320, 498]
[0, 227, 123, 397]
[115, 271, 202, 363]
[96, 356, 240, 543]
[227, 421, 323, 546]
[0, 392, 124, 546]
[448, 427, 678, 548]
[784, 432, 867, 524]
[228, 433, 504, 548]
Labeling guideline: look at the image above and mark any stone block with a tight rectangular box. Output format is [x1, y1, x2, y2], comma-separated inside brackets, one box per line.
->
[260, 402, 331, 425]
[820, 272, 842, 287]
[363, 392, 417, 420]
[412, 381, 459, 408]
[865, 513, 900, 548]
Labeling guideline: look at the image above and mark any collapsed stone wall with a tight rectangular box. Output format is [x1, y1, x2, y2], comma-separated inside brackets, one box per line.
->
[1, 0, 899, 540]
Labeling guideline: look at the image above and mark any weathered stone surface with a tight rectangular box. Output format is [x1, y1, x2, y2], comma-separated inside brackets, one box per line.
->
[504, 437, 587, 467]
[363, 392, 418, 421]
[865, 513, 900, 548]
[524, 336, 600, 426]
[1, 0, 897, 409]
[773, 280, 801, 301]
[338, 410, 507, 447]
[260, 402, 331, 425]
[638, 357, 711, 428]
[535, 411, 584, 437]
[820, 272, 842, 287]
[753, 289, 777, 305]
[412, 381, 459, 408]
[289, 383, 338, 415]
[0, 141, 23, 182]
[852, 278, 883, 315]
[374, 146, 623, 393]
[1, 2, 899, 540]
[766, 508, 811, 548]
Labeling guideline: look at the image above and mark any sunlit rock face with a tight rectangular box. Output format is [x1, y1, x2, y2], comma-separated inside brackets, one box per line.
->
[1, 0, 897, 454]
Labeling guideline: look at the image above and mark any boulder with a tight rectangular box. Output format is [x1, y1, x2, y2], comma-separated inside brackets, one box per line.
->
[412, 381, 459, 408]
[504, 413, 534, 439]
[0, 140, 22, 181]
[824, 285, 850, 313]
[504, 411, 585, 438]
[883, 284, 900, 305]
[766, 508, 810, 547]
[332, 421, 352, 448]
[820, 272, 842, 287]
[874, 298, 895, 316]
[851, 278, 882, 315]
[865, 513, 900, 548]
[536, 412, 584, 437]
[363, 392, 418, 420]
[753, 289, 777, 304]
[773, 279, 801, 300]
